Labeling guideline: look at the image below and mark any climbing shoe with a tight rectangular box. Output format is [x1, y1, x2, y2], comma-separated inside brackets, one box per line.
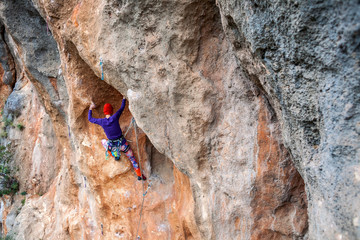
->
[137, 174, 147, 181]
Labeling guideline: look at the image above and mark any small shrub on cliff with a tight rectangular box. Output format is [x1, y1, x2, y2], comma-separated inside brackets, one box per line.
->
[0, 144, 19, 197]
[1, 235, 15, 240]
[3, 118, 13, 128]
[0, 165, 10, 174]
[0, 131, 7, 138]
[0, 145, 11, 163]
[0, 177, 19, 197]
[10, 181, 19, 191]
[16, 123, 24, 131]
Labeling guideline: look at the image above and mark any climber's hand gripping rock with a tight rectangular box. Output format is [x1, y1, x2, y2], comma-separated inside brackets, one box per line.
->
[90, 102, 96, 110]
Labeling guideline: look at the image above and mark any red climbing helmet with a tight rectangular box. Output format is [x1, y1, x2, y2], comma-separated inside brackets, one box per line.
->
[103, 103, 113, 115]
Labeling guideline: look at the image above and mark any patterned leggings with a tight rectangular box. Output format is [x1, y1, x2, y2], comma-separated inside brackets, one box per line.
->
[101, 139, 142, 177]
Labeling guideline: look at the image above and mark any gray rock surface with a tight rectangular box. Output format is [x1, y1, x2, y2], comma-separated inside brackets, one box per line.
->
[218, 0, 360, 239]
[3, 87, 26, 118]
[0, 0, 68, 118]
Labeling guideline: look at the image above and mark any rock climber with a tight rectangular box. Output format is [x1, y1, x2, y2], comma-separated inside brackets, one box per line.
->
[88, 97, 146, 181]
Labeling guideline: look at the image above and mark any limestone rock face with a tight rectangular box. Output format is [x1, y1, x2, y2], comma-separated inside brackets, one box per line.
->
[0, 0, 358, 240]
[217, 1, 360, 239]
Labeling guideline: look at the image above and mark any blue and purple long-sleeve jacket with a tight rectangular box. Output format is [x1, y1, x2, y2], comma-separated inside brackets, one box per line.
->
[88, 99, 126, 140]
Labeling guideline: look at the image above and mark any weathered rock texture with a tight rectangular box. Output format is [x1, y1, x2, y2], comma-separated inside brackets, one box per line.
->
[0, 0, 358, 239]
[217, 1, 360, 239]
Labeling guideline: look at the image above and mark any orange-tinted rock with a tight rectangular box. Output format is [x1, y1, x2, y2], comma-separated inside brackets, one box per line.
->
[71, 3, 81, 27]
[251, 97, 308, 239]
[0, 63, 3, 81]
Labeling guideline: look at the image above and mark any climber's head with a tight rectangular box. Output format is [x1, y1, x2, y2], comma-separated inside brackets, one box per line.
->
[103, 103, 113, 115]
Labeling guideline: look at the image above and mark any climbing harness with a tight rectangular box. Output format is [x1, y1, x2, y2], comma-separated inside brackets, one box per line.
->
[133, 118, 152, 240]
[105, 137, 125, 160]
[100, 58, 104, 80]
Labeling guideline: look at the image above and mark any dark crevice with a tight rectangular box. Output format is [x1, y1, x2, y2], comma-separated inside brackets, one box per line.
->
[0, 25, 17, 89]
[225, 15, 245, 50]
[145, 136, 174, 183]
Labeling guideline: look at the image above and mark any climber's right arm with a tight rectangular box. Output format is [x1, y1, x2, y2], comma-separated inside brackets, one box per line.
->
[88, 102, 101, 124]
[88, 109, 101, 125]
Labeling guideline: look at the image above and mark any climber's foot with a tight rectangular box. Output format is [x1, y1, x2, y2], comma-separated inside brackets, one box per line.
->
[137, 174, 147, 181]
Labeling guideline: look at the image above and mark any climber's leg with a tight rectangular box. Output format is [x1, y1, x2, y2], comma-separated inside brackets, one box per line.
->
[121, 140, 146, 180]
[101, 139, 108, 150]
